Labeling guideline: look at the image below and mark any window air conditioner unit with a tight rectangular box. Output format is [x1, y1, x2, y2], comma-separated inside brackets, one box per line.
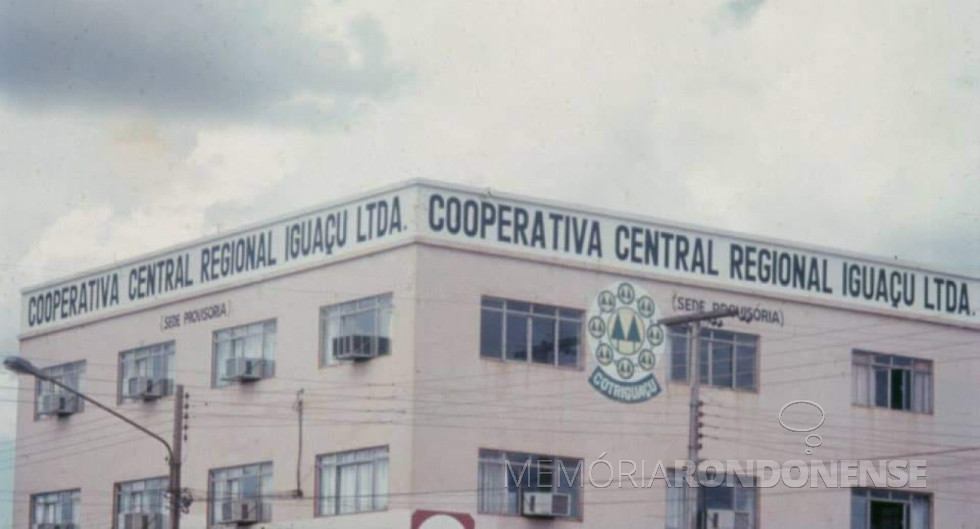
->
[521, 491, 572, 518]
[333, 335, 382, 360]
[128, 377, 169, 401]
[220, 500, 261, 525]
[706, 509, 748, 529]
[38, 393, 79, 417]
[223, 358, 266, 382]
[122, 512, 164, 529]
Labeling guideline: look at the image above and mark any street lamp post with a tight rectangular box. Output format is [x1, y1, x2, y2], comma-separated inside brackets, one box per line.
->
[4, 356, 184, 529]
[657, 308, 739, 529]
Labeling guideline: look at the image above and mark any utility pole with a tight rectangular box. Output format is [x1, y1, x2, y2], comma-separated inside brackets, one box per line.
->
[293, 389, 305, 497]
[170, 384, 184, 529]
[657, 308, 738, 529]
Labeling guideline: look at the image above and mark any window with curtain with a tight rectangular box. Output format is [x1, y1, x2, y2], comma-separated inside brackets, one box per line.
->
[316, 446, 389, 516]
[851, 488, 930, 529]
[212, 320, 276, 387]
[32, 490, 79, 526]
[320, 294, 393, 366]
[115, 477, 168, 529]
[35, 361, 86, 417]
[852, 351, 932, 413]
[208, 462, 272, 526]
[480, 297, 583, 368]
[667, 327, 758, 390]
[665, 469, 757, 529]
[477, 449, 582, 518]
[118, 342, 175, 401]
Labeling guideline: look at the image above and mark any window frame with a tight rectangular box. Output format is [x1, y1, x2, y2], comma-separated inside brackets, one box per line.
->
[319, 293, 394, 367]
[666, 326, 759, 391]
[207, 461, 273, 527]
[665, 468, 758, 529]
[479, 297, 584, 369]
[34, 361, 86, 420]
[314, 445, 390, 517]
[113, 476, 169, 529]
[211, 319, 277, 388]
[30, 489, 80, 527]
[852, 350, 933, 414]
[117, 342, 176, 404]
[851, 488, 932, 529]
[476, 448, 584, 520]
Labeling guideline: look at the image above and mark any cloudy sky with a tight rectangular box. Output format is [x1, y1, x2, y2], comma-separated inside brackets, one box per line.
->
[0, 1, 977, 525]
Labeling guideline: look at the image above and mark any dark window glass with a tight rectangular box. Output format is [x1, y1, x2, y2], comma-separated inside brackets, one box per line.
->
[699, 341, 710, 384]
[481, 297, 582, 368]
[669, 329, 688, 381]
[735, 345, 756, 389]
[704, 485, 734, 509]
[506, 314, 528, 361]
[712, 342, 733, 388]
[891, 369, 908, 410]
[482, 297, 505, 309]
[558, 321, 580, 367]
[874, 368, 889, 407]
[480, 309, 503, 358]
[531, 316, 556, 365]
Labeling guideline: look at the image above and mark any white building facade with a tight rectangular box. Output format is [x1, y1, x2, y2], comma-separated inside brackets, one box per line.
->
[12, 181, 980, 529]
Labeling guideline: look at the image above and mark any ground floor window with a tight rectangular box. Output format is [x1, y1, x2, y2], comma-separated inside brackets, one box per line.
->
[316, 446, 389, 516]
[208, 462, 272, 526]
[852, 488, 930, 529]
[477, 449, 582, 518]
[32, 489, 79, 527]
[115, 477, 168, 529]
[665, 469, 757, 529]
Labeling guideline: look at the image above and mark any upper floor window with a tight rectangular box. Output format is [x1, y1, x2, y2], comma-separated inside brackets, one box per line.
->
[213, 320, 276, 387]
[316, 446, 389, 516]
[35, 361, 85, 419]
[320, 294, 393, 365]
[665, 469, 757, 529]
[851, 488, 930, 529]
[477, 449, 582, 519]
[667, 327, 758, 390]
[209, 462, 272, 527]
[115, 477, 168, 529]
[480, 298, 583, 368]
[119, 342, 175, 402]
[852, 351, 932, 413]
[32, 489, 79, 528]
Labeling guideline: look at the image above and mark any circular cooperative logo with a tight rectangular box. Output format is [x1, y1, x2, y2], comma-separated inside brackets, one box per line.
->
[587, 282, 665, 403]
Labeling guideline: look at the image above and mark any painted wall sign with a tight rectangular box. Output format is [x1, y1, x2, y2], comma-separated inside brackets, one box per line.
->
[20, 182, 979, 333]
[671, 293, 786, 327]
[160, 301, 232, 331]
[587, 282, 666, 403]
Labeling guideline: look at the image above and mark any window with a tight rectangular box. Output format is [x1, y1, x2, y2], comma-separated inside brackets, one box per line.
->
[477, 449, 582, 518]
[852, 489, 930, 529]
[32, 489, 79, 527]
[115, 477, 168, 529]
[212, 320, 276, 387]
[320, 294, 393, 366]
[208, 462, 272, 526]
[668, 327, 758, 390]
[118, 342, 175, 402]
[35, 361, 85, 417]
[665, 469, 757, 529]
[480, 297, 583, 368]
[853, 351, 932, 413]
[316, 446, 389, 516]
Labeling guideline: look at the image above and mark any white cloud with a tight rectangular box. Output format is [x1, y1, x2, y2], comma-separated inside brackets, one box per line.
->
[0, 4, 977, 506]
